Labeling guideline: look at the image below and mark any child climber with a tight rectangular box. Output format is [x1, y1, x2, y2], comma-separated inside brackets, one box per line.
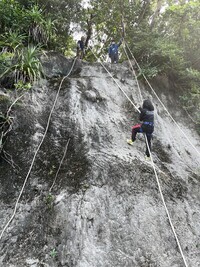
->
[127, 99, 154, 158]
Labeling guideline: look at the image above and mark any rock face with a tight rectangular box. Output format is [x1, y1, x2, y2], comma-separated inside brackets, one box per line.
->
[0, 54, 200, 267]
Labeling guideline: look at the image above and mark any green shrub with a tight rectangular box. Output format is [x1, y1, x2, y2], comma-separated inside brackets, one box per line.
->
[0, 45, 43, 87]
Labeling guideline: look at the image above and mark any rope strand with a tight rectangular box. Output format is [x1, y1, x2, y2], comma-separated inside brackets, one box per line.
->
[49, 138, 70, 192]
[122, 42, 143, 103]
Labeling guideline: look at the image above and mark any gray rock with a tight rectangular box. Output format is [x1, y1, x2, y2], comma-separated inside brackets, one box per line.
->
[0, 60, 200, 267]
[84, 90, 97, 102]
[40, 52, 82, 78]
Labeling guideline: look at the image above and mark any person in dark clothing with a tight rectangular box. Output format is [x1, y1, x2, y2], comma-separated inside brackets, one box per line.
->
[127, 99, 154, 158]
[108, 38, 122, 63]
[76, 36, 85, 59]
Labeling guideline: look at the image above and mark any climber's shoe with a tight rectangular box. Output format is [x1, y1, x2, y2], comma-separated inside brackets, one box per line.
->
[145, 155, 151, 161]
[127, 139, 134, 145]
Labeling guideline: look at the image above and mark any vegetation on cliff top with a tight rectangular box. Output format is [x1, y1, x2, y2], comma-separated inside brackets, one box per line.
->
[0, 0, 199, 125]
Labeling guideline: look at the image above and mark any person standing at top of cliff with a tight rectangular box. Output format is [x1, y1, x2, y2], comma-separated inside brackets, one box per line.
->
[76, 36, 85, 59]
[108, 38, 123, 64]
[127, 99, 154, 159]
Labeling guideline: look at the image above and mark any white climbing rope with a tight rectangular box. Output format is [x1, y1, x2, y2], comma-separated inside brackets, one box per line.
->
[6, 93, 26, 118]
[121, 42, 143, 103]
[89, 47, 189, 267]
[0, 93, 27, 138]
[49, 138, 70, 192]
[146, 140, 188, 267]
[124, 40, 200, 159]
[0, 57, 77, 240]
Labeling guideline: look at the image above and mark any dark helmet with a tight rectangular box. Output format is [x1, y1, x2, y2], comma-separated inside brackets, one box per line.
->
[142, 99, 154, 111]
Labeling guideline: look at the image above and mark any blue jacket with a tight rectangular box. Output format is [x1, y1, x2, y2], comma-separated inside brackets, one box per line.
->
[108, 41, 122, 56]
[77, 40, 84, 51]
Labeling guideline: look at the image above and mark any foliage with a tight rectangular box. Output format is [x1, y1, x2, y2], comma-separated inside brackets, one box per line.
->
[0, 0, 82, 88]
[45, 193, 54, 210]
[161, 1, 200, 68]
[0, 30, 26, 52]
[64, 36, 77, 57]
[0, 45, 43, 87]
[0, 51, 13, 75]
[137, 65, 159, 80]
[180, 68, 200, 133]
[26, 5, 47, 44]
[14, 80, 32, 91]
[35, 0, 82, 50]
[0, 0, 23, 34]
[14, 45, 43, 83]
[0, 0, 82, 50]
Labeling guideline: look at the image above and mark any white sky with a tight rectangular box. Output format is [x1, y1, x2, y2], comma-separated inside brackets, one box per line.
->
[81, 0, 91, 8]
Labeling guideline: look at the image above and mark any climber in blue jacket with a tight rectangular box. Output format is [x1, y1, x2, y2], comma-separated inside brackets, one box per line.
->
[108, 38, 122, 64]
[127, 99, 154, 158]
[76, 36, 85, 59]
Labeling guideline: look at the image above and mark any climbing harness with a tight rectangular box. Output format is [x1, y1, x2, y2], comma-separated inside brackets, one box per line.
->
[143, 121, 154, 126]
[0, 57, 77, 241]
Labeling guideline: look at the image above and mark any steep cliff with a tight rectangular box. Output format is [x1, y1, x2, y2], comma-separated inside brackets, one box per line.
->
[0, 54, 200, 267]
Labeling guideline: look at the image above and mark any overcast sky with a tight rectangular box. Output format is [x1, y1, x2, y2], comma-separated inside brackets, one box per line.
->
[81, 0, 91, 8]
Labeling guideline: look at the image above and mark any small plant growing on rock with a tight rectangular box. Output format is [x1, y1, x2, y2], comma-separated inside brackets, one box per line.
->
[0, 45, 43, 88]
[50, 248, 58, 259]
[45, 193, 54, 210]
[82, 183, 90, 192]
[14, 80, 32, 91]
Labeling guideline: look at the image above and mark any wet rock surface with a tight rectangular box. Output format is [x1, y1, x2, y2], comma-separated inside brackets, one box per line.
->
[0, 57, 200, 267]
